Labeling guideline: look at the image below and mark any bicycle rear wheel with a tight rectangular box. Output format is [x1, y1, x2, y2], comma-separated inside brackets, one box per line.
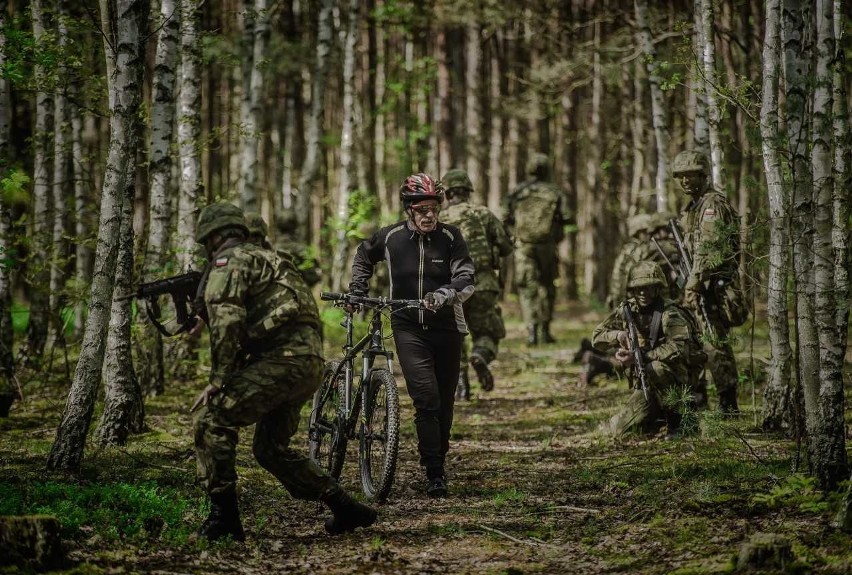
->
[308, 361, 346, 479]
[358, 369, 400, 502]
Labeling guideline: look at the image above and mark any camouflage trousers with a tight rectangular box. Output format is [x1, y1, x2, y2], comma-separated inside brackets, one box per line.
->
[515, 241, 558, 325]
[193, 353, 335, 499]
[608, 360, 686, 438]
[692, 308, 738, 397]
[460, 291, 506, 365]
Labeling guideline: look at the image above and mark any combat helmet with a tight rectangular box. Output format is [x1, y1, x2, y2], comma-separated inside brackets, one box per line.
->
[441, 169, 473, 196]
[196, 202, 249, 243]
[672, 150, 710, 176]
[399, 173, 444, 208]
[627, 213, 653, 238]
[526, 153, 551, 178]
[627, 261, 667, 289]
[244, 212, 269, 238]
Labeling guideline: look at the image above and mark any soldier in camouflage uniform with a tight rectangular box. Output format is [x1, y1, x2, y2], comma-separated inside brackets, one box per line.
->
[504, 153, 572, 345]
[440, 169, 513, 399]
[642, 212, 683, 302]
[673, 150, 745, 413]
[605, 213, 654, 310]
[592, 261, 706, 439]
[191, 202, 376, 541]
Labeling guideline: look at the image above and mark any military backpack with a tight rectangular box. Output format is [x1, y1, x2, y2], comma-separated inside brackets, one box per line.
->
[512, 182, 559, 243]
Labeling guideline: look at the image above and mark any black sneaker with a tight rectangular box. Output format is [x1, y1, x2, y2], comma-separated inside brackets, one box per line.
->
[426, 476, 448, 498]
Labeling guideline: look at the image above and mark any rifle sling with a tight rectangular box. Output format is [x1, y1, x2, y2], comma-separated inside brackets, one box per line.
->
[145, 297, 193, 337]
[648, 306, 663, 350]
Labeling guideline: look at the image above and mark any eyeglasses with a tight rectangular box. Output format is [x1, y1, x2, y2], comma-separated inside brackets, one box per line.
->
[411, 205, 441, 215]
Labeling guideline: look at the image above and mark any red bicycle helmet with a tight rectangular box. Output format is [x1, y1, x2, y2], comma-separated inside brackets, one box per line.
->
[399, 173, 444, 207]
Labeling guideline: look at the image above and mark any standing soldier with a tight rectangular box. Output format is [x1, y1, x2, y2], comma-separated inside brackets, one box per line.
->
[673, 150, 748, 413]
[440, 169, 513, 399]
[504, 153, 572, 345]
[592, 261, 706, 439]
[191, 202, 376, 541]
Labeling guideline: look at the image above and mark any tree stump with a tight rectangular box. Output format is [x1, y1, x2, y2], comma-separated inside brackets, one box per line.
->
[0, 515, 65, 571]
[736, 532, 794, 572]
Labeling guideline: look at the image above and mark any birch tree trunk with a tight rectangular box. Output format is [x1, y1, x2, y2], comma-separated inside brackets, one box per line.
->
[72, 104, 91, 340]
[783, 0, 816, 466]
[0, 0, 14, 388]
[807, 0, 846, 490]
[297, 0, 333, 244]
[138, 0, 180, 396]
[24, 0, 54, 366]
[699, 0, 727, 191]
[465, 20, 484, 205]
[330, 0, 358, 293]
[691, 3, 709, 156]
[487, 40, 502, 211]
[47, 0, 148, 471]
[634, 0, 670, 211]
[96, 157, 144, 446]
[760, 0, 793, 432]
[436, 30, 451, 178]
[238, 0, 268, 212]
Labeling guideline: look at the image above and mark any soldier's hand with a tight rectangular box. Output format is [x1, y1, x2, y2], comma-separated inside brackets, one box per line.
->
[616, 330, 630, 349]
[615, 348, 634, 368]
[186, 316, 205, 338]
[190, 384, 220, 413]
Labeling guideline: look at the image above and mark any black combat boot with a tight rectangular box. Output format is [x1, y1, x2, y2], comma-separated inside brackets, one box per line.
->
[197, 490, 246, 542]
[527, 324, 538, 346]
[425, 467, 448, 498]
[0, 393, 16, 418]
[572, 338, 594, 364]
[581, 351, 616, 386]
[321, 486, 378, 535]
[664, 412, 682, 441]
[469, 352, 494, 392]
[456, 367, 471, 401]
[718, 388, 740, 415]
[541, 322, 556, 344]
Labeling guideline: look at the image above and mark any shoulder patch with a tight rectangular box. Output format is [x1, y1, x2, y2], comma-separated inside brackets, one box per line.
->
[215, 256, 229, 267]
[703, 208, 716, 217]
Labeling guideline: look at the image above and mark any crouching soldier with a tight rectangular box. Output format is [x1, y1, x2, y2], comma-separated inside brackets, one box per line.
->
[591, 261, 706, 439]
[191, 202, 376, 541]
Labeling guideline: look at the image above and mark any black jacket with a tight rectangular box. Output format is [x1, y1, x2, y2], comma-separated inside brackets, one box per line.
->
[349, 220, 475, 332]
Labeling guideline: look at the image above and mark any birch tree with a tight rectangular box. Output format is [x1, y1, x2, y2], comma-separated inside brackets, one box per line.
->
[0, 0, 14, 395]
[465, 19, 484, 205]
[806, 0, 846, 490]
[47, 0, 148, 471]
[759, 0, 793, 432]
[634, 0, 670, 211]
[138, 0, 180, 396]
[23, 0, 53, 365]
[72, 97, 90, 340]
[238, 0, 268, 212]
[691, 4, 709, 156]
[297, 0, 333, 244]
[330, 0, 358, 293]
[699, 0, 727, 191]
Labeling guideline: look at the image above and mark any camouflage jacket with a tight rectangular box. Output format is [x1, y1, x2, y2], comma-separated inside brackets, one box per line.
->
[503, 179, 571, 244]
[441, 200, 513, 293]
[607, 239, 646, 308]
[204, 241, 322, 389]
[680, 191, 740, 288]
[591, 299, 699, 379]
[275, 237, 321, 287]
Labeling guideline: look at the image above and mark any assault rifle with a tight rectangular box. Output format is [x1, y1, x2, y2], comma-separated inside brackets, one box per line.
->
[621, 302, 648, 400]
[115, 270, 207, 337]
[667, 219, 716, 340]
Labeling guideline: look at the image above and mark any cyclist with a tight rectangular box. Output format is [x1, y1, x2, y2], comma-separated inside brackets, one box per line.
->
[348, 173, 475, 497]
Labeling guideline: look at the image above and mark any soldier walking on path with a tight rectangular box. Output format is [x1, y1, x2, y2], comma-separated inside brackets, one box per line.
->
[592, 262, 706, 439]
[191, 202, 376, 541]
[673, 151, 749, 413]
[440, 169, 513, 400]
[504, 153, 572, 345]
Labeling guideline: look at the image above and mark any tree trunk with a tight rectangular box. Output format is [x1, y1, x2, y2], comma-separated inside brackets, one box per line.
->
[691, 2, 709, 156]
[465, 20, 484, 205]
[297, 0, 333, 244]
[0, 0, 15, 386]
[238, 0, 268, 213]
[487, 39, 502, 212]
[808, 0, 846, 490]
[436, 30, 451, 178]
[699, 0, 727, 192]
[331, 0, 358, 293]
[47, 0, 148, 471]
[96, 156, 144, 446]
[584, 16, 606, 302]
[759, 0, 793, 433]
[72, 105, 91, 340]
[23, 0, 54, 366]
[634, 0, 670, 211]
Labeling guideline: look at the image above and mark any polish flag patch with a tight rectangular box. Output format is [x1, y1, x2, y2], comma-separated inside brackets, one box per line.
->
[215, 257, 229, 267]
[703, 208, 716, 217]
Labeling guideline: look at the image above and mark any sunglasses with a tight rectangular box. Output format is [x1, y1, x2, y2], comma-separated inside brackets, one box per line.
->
[411, 205, 441, 215]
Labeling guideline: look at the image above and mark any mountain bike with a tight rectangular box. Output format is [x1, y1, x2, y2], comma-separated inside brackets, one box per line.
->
[308, 292, 423, 502]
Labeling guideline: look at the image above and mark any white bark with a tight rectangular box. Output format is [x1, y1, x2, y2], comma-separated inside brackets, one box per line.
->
[488, 47, 502, 211]
[72, 107, 90, 340]
[635, 0, 670, 211]
[331, 0, 359, 293]
[759, 0, 793, 432]
[238, 0, 268, 212]
[297, 0, 334, 243]
[692, 3, 709, 157]
[465, 21, 484, 204]
[700, 0, 727, 192]
[47, 0, 148, 471]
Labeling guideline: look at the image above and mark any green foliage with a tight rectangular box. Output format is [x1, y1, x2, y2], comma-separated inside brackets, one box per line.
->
[0, 481, 192, 543]
[1, 168, 31, 206]
[751, 474, 834, 514]
[663, 385, 699, 436]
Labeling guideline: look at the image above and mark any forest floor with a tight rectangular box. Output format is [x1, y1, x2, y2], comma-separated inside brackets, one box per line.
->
[2, 300, 852, 574]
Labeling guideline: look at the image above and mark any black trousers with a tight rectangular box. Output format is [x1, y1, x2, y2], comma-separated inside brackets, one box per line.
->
[394, 326, 462, 475]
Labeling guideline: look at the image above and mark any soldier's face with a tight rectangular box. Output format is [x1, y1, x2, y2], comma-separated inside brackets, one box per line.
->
[631, 285, 659, 309]
[676, 171, 707, 195]
[410, 200, 441, 233]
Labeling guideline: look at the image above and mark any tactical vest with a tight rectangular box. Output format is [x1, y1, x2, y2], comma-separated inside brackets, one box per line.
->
[512, 181, 559, 243]
[441, 202, 494, 275]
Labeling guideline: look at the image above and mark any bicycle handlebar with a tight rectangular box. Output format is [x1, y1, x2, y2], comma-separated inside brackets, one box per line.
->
[319, 291, 424, 310]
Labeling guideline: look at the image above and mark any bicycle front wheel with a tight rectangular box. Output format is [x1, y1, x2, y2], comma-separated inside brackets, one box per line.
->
[358, 368, 400, 502]
[308, 361, 347, 479]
